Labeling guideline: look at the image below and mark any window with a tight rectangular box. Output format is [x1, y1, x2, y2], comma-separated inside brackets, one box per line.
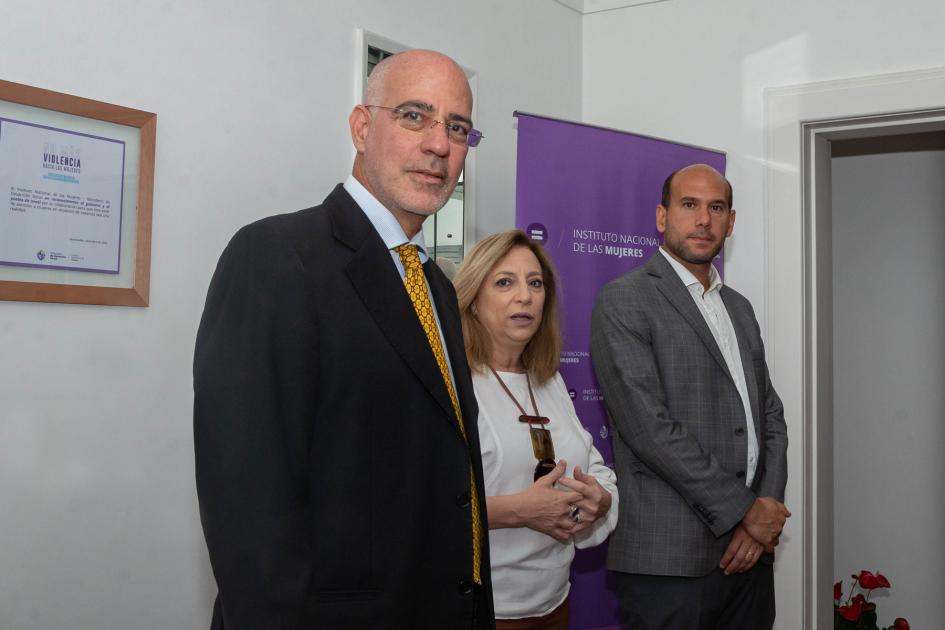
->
[359, 33, 474, 266]
[366, 45, 395, 76]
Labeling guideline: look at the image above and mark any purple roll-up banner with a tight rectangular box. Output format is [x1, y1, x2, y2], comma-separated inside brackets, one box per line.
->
[514, 112, 726, 630]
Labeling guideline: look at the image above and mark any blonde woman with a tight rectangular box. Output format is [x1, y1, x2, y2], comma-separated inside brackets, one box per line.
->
[455, 230, 618, 629]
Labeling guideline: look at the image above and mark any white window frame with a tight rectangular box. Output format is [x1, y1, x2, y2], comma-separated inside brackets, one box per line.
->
[353, 29, 478, 261]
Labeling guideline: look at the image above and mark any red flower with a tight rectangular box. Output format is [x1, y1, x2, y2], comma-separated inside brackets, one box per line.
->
[835, 569, 905, 627]
[858, 570, 882, 590]
[838, 600, 862, 621]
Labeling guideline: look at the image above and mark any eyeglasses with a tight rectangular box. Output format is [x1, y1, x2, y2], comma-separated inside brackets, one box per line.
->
[367, 105, 484, 147]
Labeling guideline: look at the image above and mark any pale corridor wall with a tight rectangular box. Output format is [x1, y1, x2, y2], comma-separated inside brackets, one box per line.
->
[832, 142, 945, 629]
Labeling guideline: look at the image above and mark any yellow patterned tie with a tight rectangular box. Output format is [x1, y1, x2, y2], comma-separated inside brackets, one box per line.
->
[395, 244, 482, 585]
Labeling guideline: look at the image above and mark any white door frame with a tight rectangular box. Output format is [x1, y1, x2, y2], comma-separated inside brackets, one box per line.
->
[764, 68, 945, 629]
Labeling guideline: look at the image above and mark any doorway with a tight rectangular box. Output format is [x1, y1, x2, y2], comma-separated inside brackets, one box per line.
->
[828, 130, 945, 629]
[805, 113, 945, 630]
[765, 68, 945, 629]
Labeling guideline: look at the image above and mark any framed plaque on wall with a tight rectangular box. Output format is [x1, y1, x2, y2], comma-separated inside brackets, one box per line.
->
[0, 80, 156, 306]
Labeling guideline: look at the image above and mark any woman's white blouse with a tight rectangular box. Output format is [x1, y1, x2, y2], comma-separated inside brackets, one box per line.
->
[474, 369, 619, 619]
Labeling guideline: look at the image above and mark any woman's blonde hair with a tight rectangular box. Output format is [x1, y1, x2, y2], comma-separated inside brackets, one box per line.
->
[454, 229, 561, 383]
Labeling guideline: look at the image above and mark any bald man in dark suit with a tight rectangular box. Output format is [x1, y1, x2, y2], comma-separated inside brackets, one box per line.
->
[194, 50, 494, 630]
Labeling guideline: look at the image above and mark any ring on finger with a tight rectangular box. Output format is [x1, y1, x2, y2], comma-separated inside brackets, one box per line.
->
[568, 504, 578, 519]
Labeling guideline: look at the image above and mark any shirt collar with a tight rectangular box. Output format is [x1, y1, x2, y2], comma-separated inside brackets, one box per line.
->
[343, 175, 430, 262]
[659, 246, 723, 294]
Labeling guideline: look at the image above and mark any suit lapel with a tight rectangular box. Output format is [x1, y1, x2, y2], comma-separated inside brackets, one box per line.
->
[426, 260, 476, 424]
[324, 186, 460, 432]
[648, 253, 732, 380]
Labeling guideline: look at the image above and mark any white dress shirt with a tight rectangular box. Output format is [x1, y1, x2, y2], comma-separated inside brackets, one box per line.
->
[658, 247, 758, 486]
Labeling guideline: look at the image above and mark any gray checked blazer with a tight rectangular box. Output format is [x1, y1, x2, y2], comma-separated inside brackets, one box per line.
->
[590, 252, 788, 577]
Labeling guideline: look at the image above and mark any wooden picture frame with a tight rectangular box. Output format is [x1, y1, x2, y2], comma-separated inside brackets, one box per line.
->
[0, 80, 155, 306]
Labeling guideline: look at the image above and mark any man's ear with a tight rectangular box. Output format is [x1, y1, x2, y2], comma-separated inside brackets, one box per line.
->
[725, 209, 736, 237]
[349, 105, 371, 154]
[655, 204, 667, 235]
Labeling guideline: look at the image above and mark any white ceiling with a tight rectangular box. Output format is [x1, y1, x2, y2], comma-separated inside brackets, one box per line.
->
[554, 0, 670, 14]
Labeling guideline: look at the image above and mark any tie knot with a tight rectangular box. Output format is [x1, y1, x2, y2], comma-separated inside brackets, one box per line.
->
[395, 243, 422, 274]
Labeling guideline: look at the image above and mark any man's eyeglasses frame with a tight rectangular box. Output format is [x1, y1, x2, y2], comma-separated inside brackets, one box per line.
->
[366, 104, 484, 148]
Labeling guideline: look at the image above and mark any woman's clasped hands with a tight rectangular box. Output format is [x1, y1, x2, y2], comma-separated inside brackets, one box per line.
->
[515, 460, 613, 542]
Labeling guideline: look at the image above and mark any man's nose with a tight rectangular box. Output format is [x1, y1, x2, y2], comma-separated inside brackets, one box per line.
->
[420, 120, 451, 157]
[694, 205, 711, 226]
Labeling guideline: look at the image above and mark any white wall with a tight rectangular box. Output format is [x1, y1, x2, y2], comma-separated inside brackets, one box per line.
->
[0, 2, 580, 628]
[831, 137, 945, 629]
[584, 2, 945, 627]
[583, 0, 945, 315]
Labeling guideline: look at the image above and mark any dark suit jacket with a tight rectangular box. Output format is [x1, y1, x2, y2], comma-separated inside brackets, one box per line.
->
[590, 252, 788, 577]
[194, 185, 495, 629]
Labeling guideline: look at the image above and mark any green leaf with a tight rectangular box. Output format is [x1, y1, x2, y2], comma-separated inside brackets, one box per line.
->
[858, 607, 878, 629]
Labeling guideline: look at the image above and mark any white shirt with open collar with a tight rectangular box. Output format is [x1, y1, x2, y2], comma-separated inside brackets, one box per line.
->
[658, 246, 759, 486]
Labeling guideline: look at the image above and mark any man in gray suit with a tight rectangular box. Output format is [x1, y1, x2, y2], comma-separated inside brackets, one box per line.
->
[590, 164, 790, 629]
